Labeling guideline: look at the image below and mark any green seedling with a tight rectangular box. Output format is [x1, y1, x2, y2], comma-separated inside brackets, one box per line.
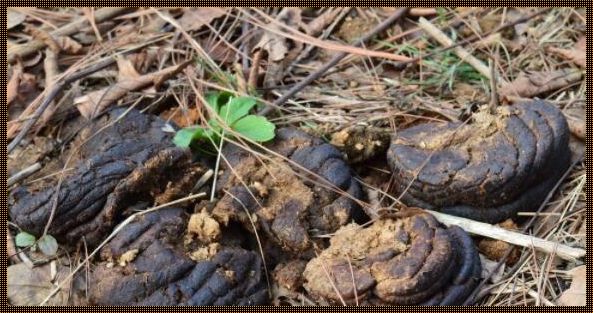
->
[173, 92, 275, 152]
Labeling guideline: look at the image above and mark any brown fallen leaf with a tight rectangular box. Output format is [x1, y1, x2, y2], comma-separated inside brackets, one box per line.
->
[8, 9, 26, 30]
[303, 8, 344, 36]
[557, 265, 586, 306]
[160, 106, 202, 128]
[127, 50, 159, 73]
[75, 61, 190, 119]
[7, 63, 23, 105]
[500, 68, 583, 99]
[567, 116, 585, 140]
[479, 254, 505, 284]
[178, 7, 228, 31]
[254, 8, 303, 87]
[548, 37, 586, 68]
[55, 36, 83, 54]
[7, 63, 38, 107]
[25, 24, 60, 52]
[116, 56, 141, 80]
[8, 262, 71, 306]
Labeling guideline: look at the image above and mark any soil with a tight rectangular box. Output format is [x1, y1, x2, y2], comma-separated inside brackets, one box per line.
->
[387, 100, 571, 223]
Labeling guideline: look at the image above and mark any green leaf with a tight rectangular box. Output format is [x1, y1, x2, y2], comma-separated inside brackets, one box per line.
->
[173, 127, 204, 148]
[218, 97, 257, 125]
[205, 93, 220, 113]
[37, 235, 58, 256]
[205, 91, 232, 114]
[232, 115, 276, 142]
[15, 232, 36, 248]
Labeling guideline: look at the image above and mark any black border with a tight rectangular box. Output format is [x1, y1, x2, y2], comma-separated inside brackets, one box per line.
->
[2, 5, 591, 310]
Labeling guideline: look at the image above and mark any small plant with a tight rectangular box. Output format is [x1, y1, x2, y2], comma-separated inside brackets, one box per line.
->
[173, 92, 276, 152]
[15, 231, 58, 256]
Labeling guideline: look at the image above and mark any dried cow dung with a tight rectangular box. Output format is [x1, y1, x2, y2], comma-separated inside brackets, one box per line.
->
[387, 100, 570, 223]
[212, 128, 365, 254]
[9, 109, 205, 246]
[85, 208, 268, 305]
[303, 212, 481, 305]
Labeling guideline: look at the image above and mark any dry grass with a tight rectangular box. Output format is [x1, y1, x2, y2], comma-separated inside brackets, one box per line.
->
[7, 7, 586, 306]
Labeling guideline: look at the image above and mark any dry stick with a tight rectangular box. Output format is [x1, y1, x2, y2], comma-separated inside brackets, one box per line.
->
[7, 7, 132, 63]
[394, 8, 551, 70]
[417, 17, 493, 81]
[427, 211, 585, 261]
[7, 57, 116, 154]
[259, 8, 409, 116]
[489, 58, 500, 113]
[462, 156, 583, 305]
[8, 162, 42, 187]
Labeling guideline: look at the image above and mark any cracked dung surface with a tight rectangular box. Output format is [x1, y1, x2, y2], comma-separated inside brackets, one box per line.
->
[387, 100, 570, 223]
[9, 108, 205, 246]
[303, 211, 481, 305]
[86, 208, 268, 305]
[211, 127, 365, 254]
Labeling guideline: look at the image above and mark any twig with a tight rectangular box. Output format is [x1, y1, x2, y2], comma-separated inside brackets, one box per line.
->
[8, 7, 132, 63]
[259, 8, 410, 116]
[427, 210, 585, 261]
[417, 17, 493, 81]
[8, 162, 42, 187]
[7, 231, 21, 264]
[7, 57, 116, 154]
[463, 155, 583, 305]
[489, 59, 499, 113]
[247, 49, 262, 90]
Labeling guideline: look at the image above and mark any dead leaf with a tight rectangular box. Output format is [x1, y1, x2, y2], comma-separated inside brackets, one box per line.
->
[7, 65, 38, 107]
[479, 254, 505, 284]
[557, 265, 586, 306]
[74, 61, 190, 119]
[8, 9, 26, 29]
[7, 63, 23, 105]
[25, 24, 60, 53]
[55, 36, 83, 54]
[303, 8, 344, 36]
[254, 29, 289, 63]
[8, 262, 71, 306]
[203, 40, 236, 63]
[567, 116, 585, 140]
[254, 8, 303, 87]
[548, 37, 586, 68]
[178, 7, 228, 31]
[116, 57, 141, 80]
[500, 68, 583, 99]
[127, 50, 159, 73]
[160, 106, 202, 128]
